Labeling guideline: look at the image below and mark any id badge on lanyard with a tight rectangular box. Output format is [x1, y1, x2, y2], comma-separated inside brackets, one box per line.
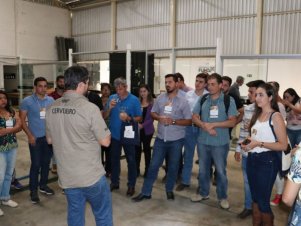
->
[5, 118, 13, 128]
[40, 108, 46, 119]
[210, 106, 218, 118]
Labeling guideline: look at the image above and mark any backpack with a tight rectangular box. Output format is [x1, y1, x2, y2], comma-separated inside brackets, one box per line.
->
[199, 93, 231, 117]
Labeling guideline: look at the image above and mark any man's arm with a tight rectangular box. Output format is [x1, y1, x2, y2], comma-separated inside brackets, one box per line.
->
[98, 134, 111, 147]
[19, 110, 35, 145]
[236, 107, 244, 124]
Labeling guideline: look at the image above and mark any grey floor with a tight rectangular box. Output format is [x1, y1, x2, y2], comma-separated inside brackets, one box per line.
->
[1, 131, 290, 226]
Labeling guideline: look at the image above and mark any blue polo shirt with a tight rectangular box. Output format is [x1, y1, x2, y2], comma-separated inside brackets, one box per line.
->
[107, 93, 141, 140]
[20, 94, 54, 138]
[193, 92, 237, 146]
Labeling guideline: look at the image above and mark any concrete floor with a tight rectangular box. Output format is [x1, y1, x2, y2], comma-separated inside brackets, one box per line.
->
[1, 131, 290, 226]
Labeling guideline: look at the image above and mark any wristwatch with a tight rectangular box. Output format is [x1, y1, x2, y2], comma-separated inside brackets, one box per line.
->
[172, 120, 176, 125]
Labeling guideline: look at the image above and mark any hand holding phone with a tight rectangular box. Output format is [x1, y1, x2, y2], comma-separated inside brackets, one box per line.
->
[241, 139, 251, 145]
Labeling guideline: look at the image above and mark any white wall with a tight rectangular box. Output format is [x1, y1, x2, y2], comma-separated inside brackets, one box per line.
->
[0, 1, 71, 89]
[16, 1, 71, 61]
[0, 0, 71, 61]
[267, 59, 301, 97]
[0, 0, 16, 57]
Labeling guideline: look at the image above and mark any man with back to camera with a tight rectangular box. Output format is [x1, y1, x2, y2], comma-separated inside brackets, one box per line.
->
[191, 73, 237, 209]
[45, 66, 113, 226]
[234, 80, 265, 219]
[132, 73, 192, 202]
[103, 77, 142, 197]
[19, 77, 55, 204]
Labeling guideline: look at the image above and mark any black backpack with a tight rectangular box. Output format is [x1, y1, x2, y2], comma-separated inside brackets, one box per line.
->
[199, 93, 230, 117]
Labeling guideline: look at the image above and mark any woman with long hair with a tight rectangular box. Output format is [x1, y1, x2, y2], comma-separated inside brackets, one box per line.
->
[136, 84, 155, 177]
[100, 83, 112, 177]
[283, 88, 301, 147]
[241, 83, 287, 226]
[0, 90, 22, 216]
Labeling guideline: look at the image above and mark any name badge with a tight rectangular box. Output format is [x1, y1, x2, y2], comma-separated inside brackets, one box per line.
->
[40, 109, 46, 119]
[124, 125, 135, 138]
[5, 118, 13, 128]
[210, 106, 218, 118]
[164, 106, 172, 114]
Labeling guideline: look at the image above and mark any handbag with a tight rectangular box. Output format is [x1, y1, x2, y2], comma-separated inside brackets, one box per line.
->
[120, 119, 140, 146]
[269, 112, 292, 176]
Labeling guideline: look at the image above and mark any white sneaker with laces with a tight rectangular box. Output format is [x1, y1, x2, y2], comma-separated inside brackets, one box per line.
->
[190, 194, 209, 202]
[0, 208, 3, 216]
[219, 199, 230, 209]
[2, 200, 18, 208]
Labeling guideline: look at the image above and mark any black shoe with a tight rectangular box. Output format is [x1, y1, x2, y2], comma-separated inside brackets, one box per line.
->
[166, 191, 174, 200]
[39, 186, 55, 195]
[110, 184, 119, 192]
[30, 190, 40, 204]
[237, 208, 252, 219]
[132, 193, 151, 202]
[176, 183, 189, 191]
[195, 159, 199, 165]
[126, 187, 135, 197]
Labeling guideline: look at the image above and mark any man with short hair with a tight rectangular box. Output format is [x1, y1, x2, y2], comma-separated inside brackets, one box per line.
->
[175, 72, 193, 93]
[46, 66, 112, 226]
[176, 73, 209, 191]
[49, 75, 64, 100]
[20, 77, 55, 203]
[234, 79, 265, 219]
[104, 77, 142, 197]
[191, 73, 237, 209]
[229, 75, 244, 100]
[132, 74, 192, 202]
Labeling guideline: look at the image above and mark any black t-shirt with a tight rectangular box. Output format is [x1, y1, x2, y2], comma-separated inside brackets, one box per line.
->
[86, 91, 103, 111]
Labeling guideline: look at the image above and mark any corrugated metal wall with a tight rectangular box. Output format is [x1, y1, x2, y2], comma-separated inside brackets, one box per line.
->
[176, 0, 256, 55]
[116, 0, 170, 50]
[72, 5, 111, 54]
[262, 0, 301, 54]
[71, 0, 301, 59]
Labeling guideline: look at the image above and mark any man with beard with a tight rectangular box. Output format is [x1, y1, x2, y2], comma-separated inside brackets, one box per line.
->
[46, 66, 112, 226]
[132, 74, 192, 202]
[49, 75, 65, 100]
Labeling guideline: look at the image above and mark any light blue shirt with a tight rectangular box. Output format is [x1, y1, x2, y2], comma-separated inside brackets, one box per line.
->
[152, 91, 192, 141]
[193, 92, 237, 146]
[20, 94, 54, 138]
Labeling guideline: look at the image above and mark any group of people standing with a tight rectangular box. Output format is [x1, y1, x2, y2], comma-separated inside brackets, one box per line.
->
[1, 65, 301, 226]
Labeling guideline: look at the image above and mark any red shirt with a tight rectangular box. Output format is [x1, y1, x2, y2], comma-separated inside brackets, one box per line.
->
[49, 89, 63, 100]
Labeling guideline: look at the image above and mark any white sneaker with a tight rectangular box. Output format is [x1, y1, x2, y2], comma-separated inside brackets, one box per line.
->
[0, 208, 3, 216]
[190, 194, 209, 202]
[2, 200, 18, 208]
[219, 199, 230, 209]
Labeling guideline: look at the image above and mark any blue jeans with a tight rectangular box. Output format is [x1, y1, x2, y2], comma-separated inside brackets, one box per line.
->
[64, 176, 113, 226]
[0, 148, 17, 200]
[247, 151, 279, 213]
[288, 200, 301, 226]
[142, 138, 184, 195]
[110, 138, 136, 187]
[181, 126, 199, 185]
[29, 136, 53, 191]
[241, 155, 252, 210]
[197, 143, 229, 200]
[287, 128, 301, 147]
